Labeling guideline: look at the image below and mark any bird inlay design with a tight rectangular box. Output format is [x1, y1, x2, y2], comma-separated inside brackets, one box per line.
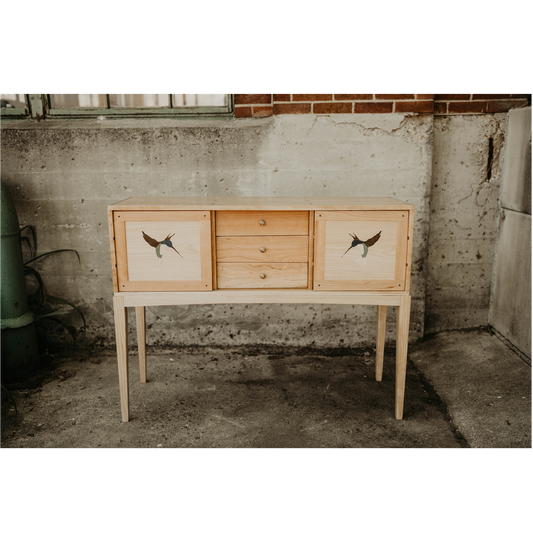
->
[341, 231, 382, 258]
[142, 231, 183, 259]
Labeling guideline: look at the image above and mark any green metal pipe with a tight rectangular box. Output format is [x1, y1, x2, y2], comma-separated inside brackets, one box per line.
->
[1, 181, 39, 382]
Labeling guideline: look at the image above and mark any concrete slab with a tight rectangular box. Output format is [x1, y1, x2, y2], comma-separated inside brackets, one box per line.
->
[3, 328, 530, 448]
[409, 329, 531, 448]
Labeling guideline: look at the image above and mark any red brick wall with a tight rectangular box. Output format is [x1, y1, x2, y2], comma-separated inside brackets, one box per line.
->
[234, 94, 530, 118]
[434, 94, 530, 114]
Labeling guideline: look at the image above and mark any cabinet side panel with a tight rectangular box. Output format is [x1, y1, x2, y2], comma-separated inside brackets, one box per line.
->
[314, 216, 326, 285]
[211, 211, 217, 290]
[404, 208, 415, 293]
[200, 217, 213, 290]
[308, 211, 315, 289]
[108, 209, 119, 292]
[114, 215, 129, 288]
[394, 215, 409, 289]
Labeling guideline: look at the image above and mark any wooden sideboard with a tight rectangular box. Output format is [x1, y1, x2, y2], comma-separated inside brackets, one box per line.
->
[108, 197, 414, 422]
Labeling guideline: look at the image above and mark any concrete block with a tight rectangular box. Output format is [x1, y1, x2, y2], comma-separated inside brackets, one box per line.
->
[490, 209, 531, 356]
[501, 107, 532, 215]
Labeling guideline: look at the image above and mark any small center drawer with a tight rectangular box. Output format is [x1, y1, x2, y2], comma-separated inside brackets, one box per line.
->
[216, 211, 309, 236]
[216, 236, 309, 263]
[217, 263, 308, 289]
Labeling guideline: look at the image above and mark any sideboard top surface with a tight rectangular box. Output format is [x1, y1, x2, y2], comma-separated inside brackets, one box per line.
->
[109, 197, 414, 211]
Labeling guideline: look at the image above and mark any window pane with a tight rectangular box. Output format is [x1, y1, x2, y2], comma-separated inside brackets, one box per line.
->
[172, 94, 226, 106]
[109, 94, 169, 107]
[1, 94, 26, 109]
[50, 94, 106, 108]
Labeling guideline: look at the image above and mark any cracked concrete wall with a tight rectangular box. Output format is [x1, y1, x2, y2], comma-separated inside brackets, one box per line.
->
[1, 114, 433, 348]
[425, 114, 507, 333]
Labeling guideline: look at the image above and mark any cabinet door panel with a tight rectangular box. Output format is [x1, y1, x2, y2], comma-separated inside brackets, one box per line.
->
[314, 211, 409, 291]
[114, 211, 212, 291]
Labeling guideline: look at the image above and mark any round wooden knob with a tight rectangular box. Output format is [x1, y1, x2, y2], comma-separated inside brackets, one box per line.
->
[260, 247, 266, 253]
[260, 273, 266, 279]
[259, 219, 266, 226]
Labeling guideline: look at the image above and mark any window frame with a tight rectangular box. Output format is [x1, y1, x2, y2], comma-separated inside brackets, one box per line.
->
[1, 94, 234, 119]
[0, 94, 30, 117]
[47, 94, 233, 118]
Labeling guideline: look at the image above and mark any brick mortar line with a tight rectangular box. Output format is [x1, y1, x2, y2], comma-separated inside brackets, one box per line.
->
[273, 100, 429, 104]
[433, 112, 518, 115]
[267, 102, 523, 107]
[240, 96, 526, 103]
[436, 98, 527, 102]
[285, 98, 527, 103]
[277, 95, 434, 102]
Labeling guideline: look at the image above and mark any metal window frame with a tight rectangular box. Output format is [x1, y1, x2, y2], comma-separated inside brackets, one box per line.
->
[46, 94, 234, 118]
[1, 95, 234, 119]
[0, 95, 30, 117]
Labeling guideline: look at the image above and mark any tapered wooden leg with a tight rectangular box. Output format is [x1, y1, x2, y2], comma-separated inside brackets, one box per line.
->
[136, 306, 147, 383]
[113, 296, 129, 422]
[376, 305, 387, 381]
[395, 295, 411, 420]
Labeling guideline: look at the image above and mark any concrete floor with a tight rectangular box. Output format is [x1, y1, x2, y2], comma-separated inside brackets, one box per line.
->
[1, 329, 530, 448]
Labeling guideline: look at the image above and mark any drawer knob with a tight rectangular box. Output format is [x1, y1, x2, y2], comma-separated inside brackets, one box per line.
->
[260, 273, 266, 279]
[260, 247, 266, 253]
[259, 219, 266, 226]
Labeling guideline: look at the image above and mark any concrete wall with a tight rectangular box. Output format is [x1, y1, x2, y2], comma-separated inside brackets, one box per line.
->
[425, 114, 507, 333]
[1, 114, 432, 348]
[4, 110, 522, 351]
[490, 107, 532, 357]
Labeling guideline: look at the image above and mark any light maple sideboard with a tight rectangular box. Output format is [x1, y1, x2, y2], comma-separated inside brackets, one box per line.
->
[108, 197, 414, 422]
